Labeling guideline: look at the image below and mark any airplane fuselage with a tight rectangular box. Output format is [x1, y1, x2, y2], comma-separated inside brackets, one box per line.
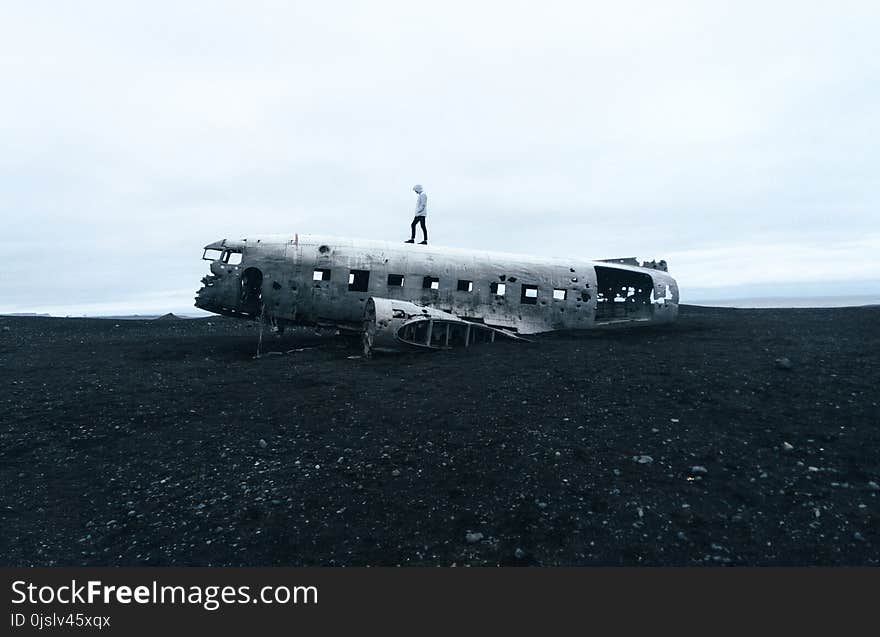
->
[194, 234, 679, 336]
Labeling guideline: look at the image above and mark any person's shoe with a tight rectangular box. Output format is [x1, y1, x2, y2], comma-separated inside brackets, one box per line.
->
[419, 240, 428, 245]
[404, 239, 414, 243]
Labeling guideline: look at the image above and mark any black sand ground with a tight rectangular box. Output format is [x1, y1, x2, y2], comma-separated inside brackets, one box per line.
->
[1, 305, 878, 566]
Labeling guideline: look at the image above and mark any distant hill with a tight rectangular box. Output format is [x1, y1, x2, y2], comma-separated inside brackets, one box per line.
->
[86, 314, 202, 320]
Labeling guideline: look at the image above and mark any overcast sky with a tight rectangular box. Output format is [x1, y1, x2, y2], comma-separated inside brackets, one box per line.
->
[2, 1, 878, 314]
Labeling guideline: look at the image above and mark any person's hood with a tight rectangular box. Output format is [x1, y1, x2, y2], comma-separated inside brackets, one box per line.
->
[413, 184, 423, 193]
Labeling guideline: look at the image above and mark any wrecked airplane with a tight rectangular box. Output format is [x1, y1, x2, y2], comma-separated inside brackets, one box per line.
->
[195, 234, 679, 355]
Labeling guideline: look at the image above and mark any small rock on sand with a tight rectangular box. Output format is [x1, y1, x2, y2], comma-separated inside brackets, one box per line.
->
[775, 357, 794, 370]
[465, 532, 484, 544]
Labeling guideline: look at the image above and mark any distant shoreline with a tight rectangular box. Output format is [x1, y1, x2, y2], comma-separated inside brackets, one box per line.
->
[685, 295, 880, 309]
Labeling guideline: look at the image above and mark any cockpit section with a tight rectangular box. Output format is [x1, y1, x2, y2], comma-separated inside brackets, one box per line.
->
[202, 248, 242, 265]
[195, 239, 261, 318]
[201, 241, 244, 269]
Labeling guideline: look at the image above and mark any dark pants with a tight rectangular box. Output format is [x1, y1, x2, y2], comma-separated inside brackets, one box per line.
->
[410, 216, 427, 241]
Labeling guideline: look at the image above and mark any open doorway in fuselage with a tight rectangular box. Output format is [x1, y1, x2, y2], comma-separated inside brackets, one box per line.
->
[594, 266, 654, 323]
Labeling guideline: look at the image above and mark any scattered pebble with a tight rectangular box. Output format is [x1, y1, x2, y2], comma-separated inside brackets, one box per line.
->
[782, 442, 794, 451]
[633, 455, 654, 464]
[258, 439, 267, 449]
[775, 357, 794, 370]
[391, 469, 401, 477]
[691, 465, 708, 474]
[868, 481, 880, 491]
[514, 548, 526, 559]
[465, 532, 484, 544]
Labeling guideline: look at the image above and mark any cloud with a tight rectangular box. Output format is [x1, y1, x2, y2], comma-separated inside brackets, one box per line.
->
[1, 1, 878, 313]
[666, 235, 880, 291]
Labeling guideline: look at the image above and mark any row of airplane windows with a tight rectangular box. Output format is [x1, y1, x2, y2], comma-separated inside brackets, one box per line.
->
[312, 268, 573, 304]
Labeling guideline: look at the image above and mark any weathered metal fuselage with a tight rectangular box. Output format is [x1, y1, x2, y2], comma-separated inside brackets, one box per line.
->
[195, 234, 679, 347]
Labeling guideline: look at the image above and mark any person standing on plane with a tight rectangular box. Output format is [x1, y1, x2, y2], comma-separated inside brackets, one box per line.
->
[405, 184, 428, 245]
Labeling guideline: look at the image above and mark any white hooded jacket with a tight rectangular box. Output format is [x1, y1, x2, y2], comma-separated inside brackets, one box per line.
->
[413, 184, 427, 217]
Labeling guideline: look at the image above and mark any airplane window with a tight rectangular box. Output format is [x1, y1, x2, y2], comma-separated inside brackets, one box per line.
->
[224, 251, 243, 265]
[387, 274, 405, 287]
[349, 269, 370, 292]
[520, 284, 538, 305]
[553, 289, 567, 300]
[490, 282, 506, 296]
[457, 280, 473, 292]
[422, 276, 440, 290]
[203, 249, 222, 261]
[313, 269, 331, 282]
